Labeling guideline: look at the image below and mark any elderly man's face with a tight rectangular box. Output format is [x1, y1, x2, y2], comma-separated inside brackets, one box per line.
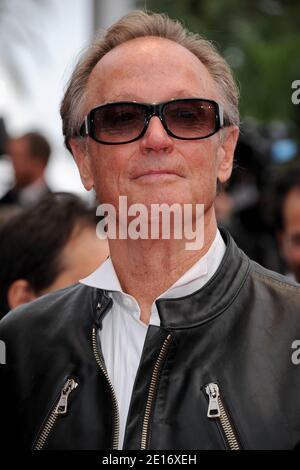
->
[72, 37, 238, 214]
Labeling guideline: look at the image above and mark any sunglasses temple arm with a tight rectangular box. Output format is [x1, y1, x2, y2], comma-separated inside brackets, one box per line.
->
[83, 116, 89, 136]
[218, 104, 224, 127]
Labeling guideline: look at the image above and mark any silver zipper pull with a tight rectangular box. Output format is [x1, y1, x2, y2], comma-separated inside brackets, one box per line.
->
[55, 378, 78, 415]
[205, 383, 221, 418]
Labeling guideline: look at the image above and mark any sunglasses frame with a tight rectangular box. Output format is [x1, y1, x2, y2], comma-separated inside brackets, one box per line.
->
[79, 98, 225, 145]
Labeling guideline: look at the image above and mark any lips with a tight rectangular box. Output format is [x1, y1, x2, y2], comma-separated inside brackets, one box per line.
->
[132, 169, 182, 179]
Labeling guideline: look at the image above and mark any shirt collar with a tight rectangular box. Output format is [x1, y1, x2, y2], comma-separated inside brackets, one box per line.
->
[157, 229, 226, 300]
[19, 177, 48, 206]
[80, 229, 226, 299]
[80, 255, 123, 292]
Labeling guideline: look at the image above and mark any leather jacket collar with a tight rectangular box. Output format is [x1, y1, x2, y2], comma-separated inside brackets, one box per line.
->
[93, 229, 250, 330]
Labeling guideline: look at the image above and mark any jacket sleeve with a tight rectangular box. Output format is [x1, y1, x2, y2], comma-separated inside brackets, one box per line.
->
[0, 317, 23, 449]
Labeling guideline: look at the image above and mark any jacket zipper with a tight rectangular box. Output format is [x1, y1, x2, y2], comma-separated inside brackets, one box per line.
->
[92, 327, 120, 450]
[140, 333, 172, 450]
[33, 378, 78, 450]
[205, 382, 240, 450]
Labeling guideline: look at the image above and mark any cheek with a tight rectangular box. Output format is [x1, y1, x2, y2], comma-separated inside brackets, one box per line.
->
[187, 142, 219, 183]
[184, 142, 220, 206]
[12, 158, 24, 172]
[282, 234, 300, 262]
[286, 248, 300, 265]
[89, 147, 130, 203]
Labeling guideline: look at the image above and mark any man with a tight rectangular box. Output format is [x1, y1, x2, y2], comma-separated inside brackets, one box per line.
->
[1, 11, 300, 450]
[0, 132, 51, 207]
[275, 168, 300, 281]
[0, 192, 109, 320]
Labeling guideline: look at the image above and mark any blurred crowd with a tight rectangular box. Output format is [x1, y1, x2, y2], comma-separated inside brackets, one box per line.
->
[0, 129, 109, 320]
[0, 124, 299, 320]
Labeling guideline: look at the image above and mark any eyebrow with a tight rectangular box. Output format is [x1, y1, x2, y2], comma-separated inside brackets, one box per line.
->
[104, 90, 203, 103]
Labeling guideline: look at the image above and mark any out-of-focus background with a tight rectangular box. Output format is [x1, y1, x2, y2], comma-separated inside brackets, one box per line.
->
[0, 0, 300, 316]
[0, 0, 134, 195]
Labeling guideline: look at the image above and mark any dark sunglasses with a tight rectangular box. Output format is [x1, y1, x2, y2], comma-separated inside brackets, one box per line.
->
[79, 98, 225, 145]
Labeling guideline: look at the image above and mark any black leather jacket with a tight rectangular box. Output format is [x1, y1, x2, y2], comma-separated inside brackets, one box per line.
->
[1, 230, 300, 450]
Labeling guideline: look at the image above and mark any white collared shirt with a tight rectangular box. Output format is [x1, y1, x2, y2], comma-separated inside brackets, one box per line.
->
[80, 229, 226, 449]
[18, 177, 49, 206]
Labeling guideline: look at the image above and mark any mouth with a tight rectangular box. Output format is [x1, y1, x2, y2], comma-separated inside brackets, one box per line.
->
[132, 170, 182, 180]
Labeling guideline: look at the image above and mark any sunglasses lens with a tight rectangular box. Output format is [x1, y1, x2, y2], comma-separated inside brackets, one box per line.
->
[163, 100, 218, 139]
[92, 103, 146, 143]
[85, 99, 221, 144]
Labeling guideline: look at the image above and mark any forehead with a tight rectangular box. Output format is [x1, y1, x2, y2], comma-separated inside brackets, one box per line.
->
[85, 37, 219, 111]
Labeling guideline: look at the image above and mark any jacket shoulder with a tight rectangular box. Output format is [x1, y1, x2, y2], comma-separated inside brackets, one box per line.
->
[248, 259, 300, 316]
[0, 283, 95, 338]
[250, 260, 300, 291]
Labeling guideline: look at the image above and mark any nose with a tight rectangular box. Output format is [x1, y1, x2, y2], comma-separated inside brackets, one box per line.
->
[139, 116, 174, 155]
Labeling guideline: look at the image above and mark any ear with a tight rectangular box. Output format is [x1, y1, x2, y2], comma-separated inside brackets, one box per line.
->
[69, 138, 94, 191]
[216, 126, 239, 184]
[7, 279, 37, 310]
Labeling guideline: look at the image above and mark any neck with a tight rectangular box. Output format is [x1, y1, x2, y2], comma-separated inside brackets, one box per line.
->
[17, 172, 44, 190]
[109, 208, 218, 324]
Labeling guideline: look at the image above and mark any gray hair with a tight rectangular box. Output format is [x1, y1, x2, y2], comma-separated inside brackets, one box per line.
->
[60, 10, 239, 152]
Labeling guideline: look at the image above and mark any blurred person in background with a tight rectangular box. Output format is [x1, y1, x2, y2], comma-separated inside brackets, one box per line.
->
[215, 138, 280, 271]
[0, 204, 22, 226]
[0, 192, 109, 320]
[0, 117, 8, 158]
[275, 167, 300, 282]
[0, 131, 51, 207]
